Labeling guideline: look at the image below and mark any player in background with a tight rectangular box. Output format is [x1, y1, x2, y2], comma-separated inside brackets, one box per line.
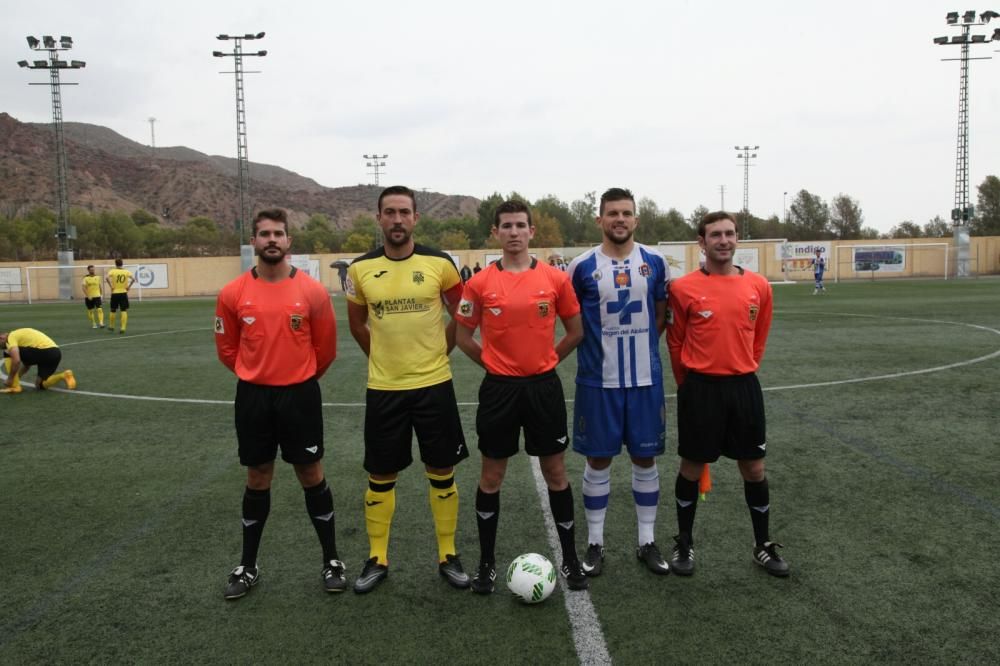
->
[215, 208, 344, 599]
[81, 265, 105, 329]
[106, 258, 136, 334]
[810, 248, 826, 294]
[666, 211, 788, 578]
[346, 185, 470, 594]
[1, 328, 76, 394]
[567, 188, 671, 577]
[455, 200, 588, 594]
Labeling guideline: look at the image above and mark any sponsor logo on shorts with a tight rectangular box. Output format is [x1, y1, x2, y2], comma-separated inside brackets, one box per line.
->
[556, 435, 567, 444]
[459, 299, 473, 318]
[214, 316, 225, 334]
[758, 442, 767, 451]
[305, 445, 318, 453]
[290, 314, 304, 331]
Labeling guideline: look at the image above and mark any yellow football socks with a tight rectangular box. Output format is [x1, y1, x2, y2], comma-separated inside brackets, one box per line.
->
[364, 477, 396, 565]
[120, 312, 128, 333]
[97, 309, 104, 326]
[87, 309, 95, 325]
[108, 312, 116, 330]
[42, 371, 65, 389]
[427, 471, 459, 562]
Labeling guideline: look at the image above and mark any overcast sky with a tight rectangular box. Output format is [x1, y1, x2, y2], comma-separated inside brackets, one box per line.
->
[3, 1, 999, 233]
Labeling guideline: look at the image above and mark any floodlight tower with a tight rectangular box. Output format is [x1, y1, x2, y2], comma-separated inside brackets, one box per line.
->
[735, 145, 758, 239]
[364, 153, 388, 248]
[213, 31, 266, 270]
[933, 10, 998, 276]
[364, 153, 388, 186]
[17, 35, 85, 300]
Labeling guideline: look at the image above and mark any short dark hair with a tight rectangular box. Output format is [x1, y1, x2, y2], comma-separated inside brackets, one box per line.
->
[698, 211, 739, 237]
[114, 258, 124, 267]
[253, 209, 288, 234]
[599, 187, 635, 215]
[493, 200, 532, 227]
[378, 185, 417, 214]
[87, 264, 94, 270]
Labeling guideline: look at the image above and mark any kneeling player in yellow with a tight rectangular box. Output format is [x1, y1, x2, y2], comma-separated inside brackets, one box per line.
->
[1, 328, 76, 393]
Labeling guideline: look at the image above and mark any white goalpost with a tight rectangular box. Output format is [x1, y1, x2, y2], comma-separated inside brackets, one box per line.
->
[833, 243, 950, 283]
[25, 264, 145, 304]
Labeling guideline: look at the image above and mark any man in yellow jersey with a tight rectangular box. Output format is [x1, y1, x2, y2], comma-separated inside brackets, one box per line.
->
[106, 258, 135, 334]
[81, 265, 105, 329]
[346, 185, 470, 594]
[1, 328, 76, 393]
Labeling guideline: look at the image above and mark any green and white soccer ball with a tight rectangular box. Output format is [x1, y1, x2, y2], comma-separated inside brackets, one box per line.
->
[505, 552, 557, 604]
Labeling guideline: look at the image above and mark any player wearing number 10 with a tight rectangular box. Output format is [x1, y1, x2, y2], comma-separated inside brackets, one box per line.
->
[106, 258, 135, 335]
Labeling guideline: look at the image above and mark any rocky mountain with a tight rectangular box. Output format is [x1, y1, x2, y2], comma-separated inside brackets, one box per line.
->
[0, 113, 479, 228]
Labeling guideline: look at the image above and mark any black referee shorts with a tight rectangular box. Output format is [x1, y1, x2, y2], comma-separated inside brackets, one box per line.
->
[476, 370, 568, 459]
[234, 378, 324, 467]
[676, 371, 767, 463]
[363, 379, 468, 475]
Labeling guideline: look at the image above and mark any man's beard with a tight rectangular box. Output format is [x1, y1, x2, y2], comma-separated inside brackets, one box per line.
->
[257, 246, 287, 265]
[384, 226, 411, 248]
[604, 227, 633, 245]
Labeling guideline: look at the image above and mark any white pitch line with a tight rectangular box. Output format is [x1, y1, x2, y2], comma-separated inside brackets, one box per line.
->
[529, 456, 612, 666]
[59, 328, 207, 346]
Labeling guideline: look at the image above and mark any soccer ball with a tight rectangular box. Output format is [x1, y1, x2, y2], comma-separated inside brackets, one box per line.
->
[505, 552, 557, 604]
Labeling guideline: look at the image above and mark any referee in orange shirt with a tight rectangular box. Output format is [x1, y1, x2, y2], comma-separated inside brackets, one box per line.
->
[215, 208, 344, 599]
[455, 200, 588, 594]
[666, 211, 788, 577]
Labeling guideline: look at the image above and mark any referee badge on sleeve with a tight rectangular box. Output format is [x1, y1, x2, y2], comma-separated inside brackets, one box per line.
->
[749, 304, 760, 322]
[290, 314, 303, 330]
[537, 301, 550, 317]
[214, 316, 224, 334]
[458, 298, 474, 318]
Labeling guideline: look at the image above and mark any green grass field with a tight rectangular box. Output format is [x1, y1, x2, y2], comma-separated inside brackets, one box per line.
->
[1, 279, 999, 664]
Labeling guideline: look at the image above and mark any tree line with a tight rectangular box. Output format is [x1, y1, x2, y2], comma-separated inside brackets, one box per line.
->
[1, 176, 998, 261]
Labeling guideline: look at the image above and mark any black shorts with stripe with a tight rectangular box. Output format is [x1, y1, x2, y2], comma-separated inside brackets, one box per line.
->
[18, 347, 62, 380]
[363, 379, 467, 475]
[476, 370, 568, 459]
[85, 297, 102, 309]
[676, 371, 766, 463]
[234, 378, 324, 467]
[109, 293, 129, 311]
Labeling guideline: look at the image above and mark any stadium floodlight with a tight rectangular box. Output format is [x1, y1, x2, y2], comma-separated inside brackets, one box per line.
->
[934, 35, 950, 43]
[972, 34, 988, 42]
[982, 10, 1000, 21]
[734, 145, 759, 239]
[17, 33, 85, 298]
[952, 34, 969, 43]
[993, 27, 1000, 39]
[963, 10, 977, 22]
[947, 11, 960, 23]
[211, 30, 267, 268]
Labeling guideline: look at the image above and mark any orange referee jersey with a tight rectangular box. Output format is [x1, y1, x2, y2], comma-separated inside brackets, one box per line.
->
[456, 259, 580, 376]
[215, 266, 337, 386]
[666, 267, 772, 385]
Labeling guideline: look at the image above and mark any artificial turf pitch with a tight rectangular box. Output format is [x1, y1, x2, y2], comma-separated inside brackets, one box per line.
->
[1, 278, 998, 664]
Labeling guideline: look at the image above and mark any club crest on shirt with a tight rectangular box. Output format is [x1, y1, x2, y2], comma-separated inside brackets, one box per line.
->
[591, 270, 602, 281]
[537, 301, 550, 317]
[638, 263, 651, 277]
[214, 316, 224, 334]
[459, 299, 473, 317]
[749, 304, 759, 322]
[412, 271, 424, 284]
[372, 301, 385, 319]
[289, 314, 303, 331]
